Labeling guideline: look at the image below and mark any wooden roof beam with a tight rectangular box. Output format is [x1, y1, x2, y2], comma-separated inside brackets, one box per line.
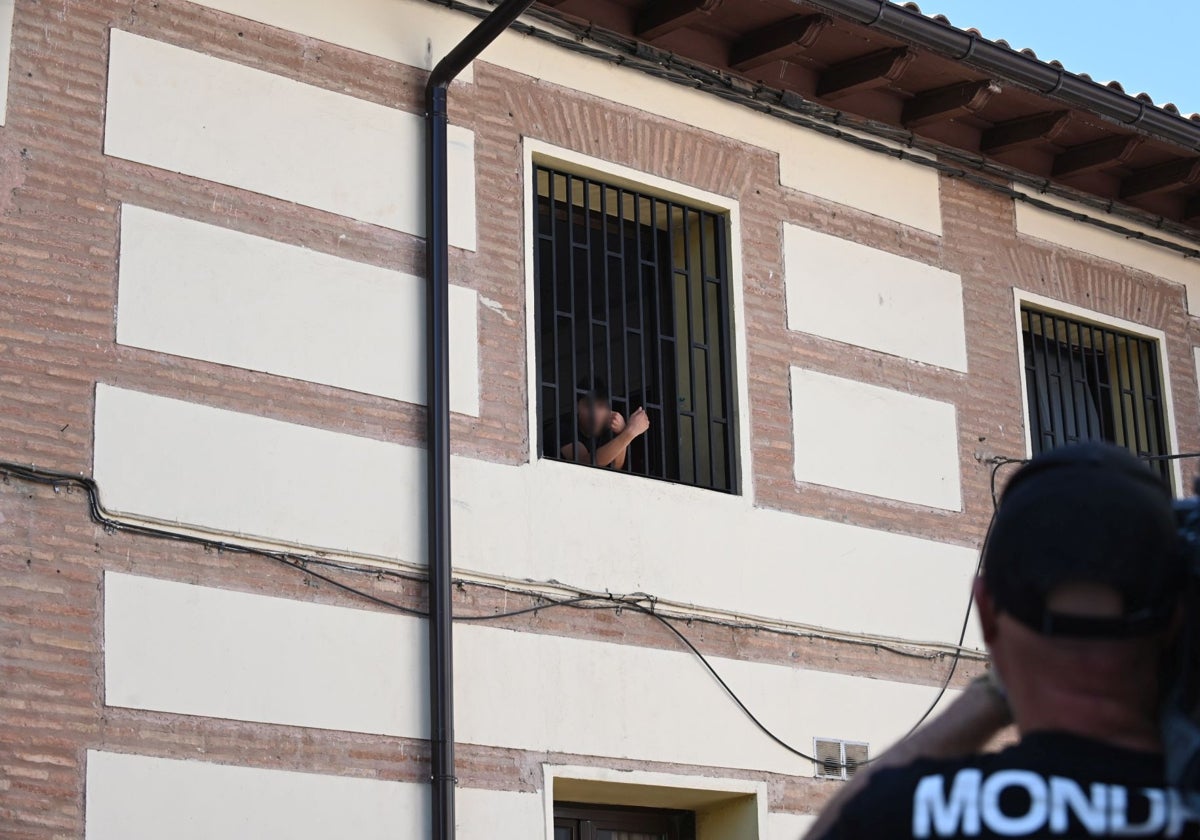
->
[816, 47, 915, 100]
[981, 111, 1071, 155]
[1052, 135, 1145, 178]
[730, 14, 831, 72]
[636, 0, 723, 42]
[1121, 157, 1200, 200]
[902, 79, 1001, 129]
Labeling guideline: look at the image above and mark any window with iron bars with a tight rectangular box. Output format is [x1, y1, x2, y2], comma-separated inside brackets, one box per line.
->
[1020, 306, 1170, 481]
[533, 164, 738, 493]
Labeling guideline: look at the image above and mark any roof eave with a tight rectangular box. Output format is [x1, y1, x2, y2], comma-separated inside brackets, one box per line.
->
[801, 0, 1200, 152]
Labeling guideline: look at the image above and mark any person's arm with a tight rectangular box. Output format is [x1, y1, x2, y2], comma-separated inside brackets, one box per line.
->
[593, 407, 648, 468]
[804, 675, 1011, 840]
[559, 428, 639, 468]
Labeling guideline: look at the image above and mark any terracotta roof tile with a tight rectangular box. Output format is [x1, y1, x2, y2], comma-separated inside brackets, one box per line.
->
[892, 2, 1200, 120]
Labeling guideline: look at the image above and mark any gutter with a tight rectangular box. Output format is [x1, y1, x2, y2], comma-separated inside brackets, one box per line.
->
[801, 0, 1200, 153]
[424, 2, 535, 839]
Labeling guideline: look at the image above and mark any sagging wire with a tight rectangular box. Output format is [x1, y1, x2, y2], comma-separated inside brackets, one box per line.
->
[1, 459, 967, 768]
[12, 453, 1195, 767]
[434, 0, 1200, 261]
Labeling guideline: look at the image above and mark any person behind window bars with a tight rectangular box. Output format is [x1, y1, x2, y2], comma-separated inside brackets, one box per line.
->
[552, 375, 649, 470]
[806, 442, 1198, 840]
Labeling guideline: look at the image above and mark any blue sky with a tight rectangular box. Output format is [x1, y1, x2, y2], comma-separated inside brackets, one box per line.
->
[914, 1, 1198, 114]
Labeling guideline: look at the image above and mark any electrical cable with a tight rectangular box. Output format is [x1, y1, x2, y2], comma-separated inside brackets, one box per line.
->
[0, 459, 956, 767]
[6, 452, 1199, 769]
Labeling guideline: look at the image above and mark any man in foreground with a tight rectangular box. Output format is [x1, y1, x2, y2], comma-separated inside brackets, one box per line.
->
[807, 443, 1197, 839]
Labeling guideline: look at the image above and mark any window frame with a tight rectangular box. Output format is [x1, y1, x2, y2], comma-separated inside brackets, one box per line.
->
[555, 802, 695, 840]
[1012, 290, 1180, 492]
[542, 765, 769, 840]
[522, 139, 751, 499]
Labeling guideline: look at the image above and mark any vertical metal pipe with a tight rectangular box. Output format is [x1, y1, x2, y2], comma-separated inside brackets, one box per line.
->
[424, 4, 534, 839]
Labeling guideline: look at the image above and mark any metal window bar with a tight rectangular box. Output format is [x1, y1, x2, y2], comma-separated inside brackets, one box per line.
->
[1021, 307, 1170, 482]
[533, 164, 738, 493]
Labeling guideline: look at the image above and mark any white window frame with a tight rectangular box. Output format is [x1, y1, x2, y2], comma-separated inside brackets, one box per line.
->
[521, 138, 753, 503]
[542, 764, 768, 840]
[1012, 289, 1181, 494]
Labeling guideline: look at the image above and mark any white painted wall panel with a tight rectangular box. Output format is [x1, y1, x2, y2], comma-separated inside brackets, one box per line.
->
[0, 0, 14, 126]
[188, 0, 942, 233]
[768, 812, 816, 840]
[104, 572, 426, 736]
[116, 205, 479, 415]
[791, 368, 962, 509]
[104, 30, 476, 249]
[196, 0, 475, 81]
[1195, 348, 1200, 402]
[104, 573, 960, 776]
[94, 386, 978, 644]
[778, 130, 942, 234]
[455, 624, 959, 777]
[1014, 191, 1200, 315]
[85, 750, 426, 840]
[784, 224, 967, 371]
[458, 788, 544, 840]
[93, 384, 424, 562]
[454, 458, 977, 645]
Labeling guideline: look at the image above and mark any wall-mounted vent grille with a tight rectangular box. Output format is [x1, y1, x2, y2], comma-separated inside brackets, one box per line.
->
[814, 738, 869, 781]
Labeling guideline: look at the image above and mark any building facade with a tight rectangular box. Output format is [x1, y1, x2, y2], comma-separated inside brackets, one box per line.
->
[2, 0, 1200, 837]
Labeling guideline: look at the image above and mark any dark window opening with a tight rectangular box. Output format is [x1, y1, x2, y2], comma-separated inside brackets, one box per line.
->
[554, 802, 696, 840]
[1021, 306, 1169, 481]
[534, 164, 738, 494]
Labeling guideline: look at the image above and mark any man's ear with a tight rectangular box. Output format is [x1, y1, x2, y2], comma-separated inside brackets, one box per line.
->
[974, 578, 1000, 645]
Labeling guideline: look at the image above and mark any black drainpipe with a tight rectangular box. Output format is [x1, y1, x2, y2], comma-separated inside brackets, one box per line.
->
[424, 2, 535, 839]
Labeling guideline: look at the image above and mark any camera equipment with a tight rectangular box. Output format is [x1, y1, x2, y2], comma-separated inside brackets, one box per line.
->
[1166, 488, 1200, 804]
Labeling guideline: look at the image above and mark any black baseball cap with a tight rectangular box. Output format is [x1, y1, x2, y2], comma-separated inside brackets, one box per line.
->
[983, 442, 1184, 638]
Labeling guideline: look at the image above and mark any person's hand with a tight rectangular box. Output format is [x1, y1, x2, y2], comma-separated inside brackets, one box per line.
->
[609, 411, 626, 434]
[627, 407, 650, 437]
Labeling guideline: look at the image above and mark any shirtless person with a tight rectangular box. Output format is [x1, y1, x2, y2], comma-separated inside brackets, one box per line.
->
[554, 377, 649, 470]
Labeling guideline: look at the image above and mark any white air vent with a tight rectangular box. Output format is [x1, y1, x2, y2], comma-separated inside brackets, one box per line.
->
[814, 738, 869, 781]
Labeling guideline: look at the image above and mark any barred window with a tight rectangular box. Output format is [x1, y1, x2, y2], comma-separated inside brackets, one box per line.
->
[534, 164, 738, 493]
[1021, 306, 1169, 479]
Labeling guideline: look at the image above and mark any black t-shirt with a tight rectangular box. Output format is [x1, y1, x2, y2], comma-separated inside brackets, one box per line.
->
[547, 415, 612, 461]
[816, 732, 1200, 839]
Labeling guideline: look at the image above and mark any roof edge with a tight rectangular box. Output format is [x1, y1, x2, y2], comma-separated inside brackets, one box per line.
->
[800, 0, 1200, 152]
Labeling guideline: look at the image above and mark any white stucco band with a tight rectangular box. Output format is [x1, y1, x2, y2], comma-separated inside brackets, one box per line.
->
[103, 572, 962, 777]
[104, 30, 477, 249]
[93, 384, 980, 646]
[85, 748, 552, 839]
[186, 0, 943, 234]
[93, 384, 427, 563]
[103, 571, 427, 737]
[791, 367, 962, 510]
[1013, 189, 1200, 315]
[85, 750, 427, 840]
[784, 223, 967, 371]
[0, 0, 14, 126]
[116, 205, 480, 415]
